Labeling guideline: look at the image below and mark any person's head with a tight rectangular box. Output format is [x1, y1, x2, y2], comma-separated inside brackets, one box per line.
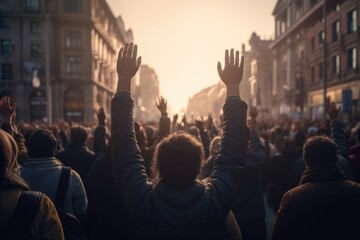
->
[0, 129, 29, 190]
[306, 126, 318, 138]
[145, 125, 156, 146]
[188, 126, 200, 140]
[303, 135, 338, 169]
[70, 126, 88, 145]
[153, 132, 205, 189]
[210, 136, 221, 156]
[26, 129, 57, 158]
[134, 122, 147, 149]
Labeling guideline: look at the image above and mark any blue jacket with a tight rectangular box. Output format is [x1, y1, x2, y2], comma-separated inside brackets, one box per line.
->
[111, 92, 247, 239]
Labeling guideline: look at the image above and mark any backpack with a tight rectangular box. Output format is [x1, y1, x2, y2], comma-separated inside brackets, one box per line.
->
[0, 191, 42, 240]
[56, 167, 86, 240]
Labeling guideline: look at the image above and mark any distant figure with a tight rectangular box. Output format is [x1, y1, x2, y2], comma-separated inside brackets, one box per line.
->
[271, 136, 360, 240]
[20, 129, 88, 216]
[57, 126, 96, 180]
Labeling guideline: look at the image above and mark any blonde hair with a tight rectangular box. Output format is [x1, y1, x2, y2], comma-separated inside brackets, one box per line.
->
[0, 129, 29, 190]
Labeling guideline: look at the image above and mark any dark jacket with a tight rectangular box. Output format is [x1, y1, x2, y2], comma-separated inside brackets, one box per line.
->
[111, 92, 247, 240]
[271, 165, 360, 240]
[57, 143, 95, 181]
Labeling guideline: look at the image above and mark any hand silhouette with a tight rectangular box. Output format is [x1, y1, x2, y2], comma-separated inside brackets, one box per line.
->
[116, 42, 141, 93]
[97, 107, 106, 125]
[156, 96, 167, 117]
[0, 96, 16, 123]
[217, 49, 244, 97]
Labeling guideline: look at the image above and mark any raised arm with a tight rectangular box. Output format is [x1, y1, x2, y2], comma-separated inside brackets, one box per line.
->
[111, 43, 151, 213]
[156, 96, 170, 140]
[209, 49, 248, 207]
[93, 107, 107, 157]
[0, 96, 16, 136]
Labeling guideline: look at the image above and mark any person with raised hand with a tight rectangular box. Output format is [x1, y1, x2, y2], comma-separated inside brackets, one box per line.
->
[111, 44, 246, 239]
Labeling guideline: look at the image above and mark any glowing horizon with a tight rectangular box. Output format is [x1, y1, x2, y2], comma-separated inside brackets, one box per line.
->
[107, 0, 276, 114]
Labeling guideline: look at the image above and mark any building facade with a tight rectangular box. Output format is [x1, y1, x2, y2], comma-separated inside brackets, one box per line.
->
[135, 65, 160, 122]
[0, 0, 133, 124]
[246, 33, 273, 116]
[271, 0, 359, 121]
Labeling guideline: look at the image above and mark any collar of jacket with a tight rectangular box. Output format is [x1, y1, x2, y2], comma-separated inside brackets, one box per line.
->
[300, 165, 346, 185]
[22, 157, 63, 168]
[153, 180, 205, 209]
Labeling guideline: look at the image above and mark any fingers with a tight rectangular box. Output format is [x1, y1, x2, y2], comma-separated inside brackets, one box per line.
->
[230, 49, 234, 65]
[235, 51, 239, 67]
[118, 47, 124, 60]
[217, 62, 223, 78]
[136, 57, 142, 69]
[132, 44, 137, 60]
[239, 55, 244, 76]
[225, 50, 229, 67]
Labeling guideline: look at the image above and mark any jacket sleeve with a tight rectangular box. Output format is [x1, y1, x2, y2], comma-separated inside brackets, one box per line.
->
[158, 116, 170, 140]
[71, 170, 88, 215]
[32, 194, 65, 240]
[331, 120, 349, 160]
[199, 128, 211, 158]
[209, 96, 247, 208]
[111, 92, 151, 214]
[93, 125, 107, 157]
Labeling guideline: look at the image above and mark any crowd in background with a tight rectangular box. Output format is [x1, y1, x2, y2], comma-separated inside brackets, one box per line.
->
[1, 43, 360, 240]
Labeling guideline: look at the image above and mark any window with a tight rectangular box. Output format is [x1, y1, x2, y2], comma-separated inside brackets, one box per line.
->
[66, 56, 82, 73]
[30, 21, 41, 34]
[64, 0, 82, 13]
[347, 9, 357, 34]
[1, 63, 12, 80]
[65, 31, 82, 48]
[310, 65, 315, 83]
[319, 62, 324, 79]
[310, 37, 315, 51]
[347, 47, 357, 70]
[332, 54, 340, 75]
[332, 20, 340, 42]
[25, 0, 39, 12]
[30, 43, 41, 58]
[0, 17, 11, 29]
[1, 39, 13, 54]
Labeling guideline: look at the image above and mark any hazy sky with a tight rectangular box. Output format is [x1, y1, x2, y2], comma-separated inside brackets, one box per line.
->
[107, 0, 277, 113]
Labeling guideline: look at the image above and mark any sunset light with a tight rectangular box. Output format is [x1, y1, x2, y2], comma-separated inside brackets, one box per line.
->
[107, 0, 276, 114]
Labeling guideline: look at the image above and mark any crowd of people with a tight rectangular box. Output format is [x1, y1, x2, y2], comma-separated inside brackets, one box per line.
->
[0, 42, 360, 240]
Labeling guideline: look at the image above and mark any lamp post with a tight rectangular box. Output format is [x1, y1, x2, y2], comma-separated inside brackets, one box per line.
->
[44, 1, 52, 124]
[322, 0, 327, 121]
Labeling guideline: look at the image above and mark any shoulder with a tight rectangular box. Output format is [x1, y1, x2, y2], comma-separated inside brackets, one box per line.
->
[32, 193, 64, 240]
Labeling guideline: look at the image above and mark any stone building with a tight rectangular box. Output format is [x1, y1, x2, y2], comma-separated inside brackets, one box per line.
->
[135, 65, 160, 122]
[246, 33, 273, 116]
[271, 0, 359, 121]
[0, 0, 133, 124]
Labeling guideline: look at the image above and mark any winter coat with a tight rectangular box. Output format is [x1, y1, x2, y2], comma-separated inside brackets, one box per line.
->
[271, 165, 360, 240]
[20, 157, 88, 215]
[0, 189, 64, 240]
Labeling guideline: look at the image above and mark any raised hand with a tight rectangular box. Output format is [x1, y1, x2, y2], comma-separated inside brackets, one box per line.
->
[217, 49, 244, 97]
[156, 96, 167, 117]
[116, 42, 142, 93]
[0, 96, 16, 123]
[173, 114, 179, 123]
[249, 106, 258, 120]
[327, 98, 341, 121]
[195, 117, 204, 131]
[97, 107, 106, 125]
